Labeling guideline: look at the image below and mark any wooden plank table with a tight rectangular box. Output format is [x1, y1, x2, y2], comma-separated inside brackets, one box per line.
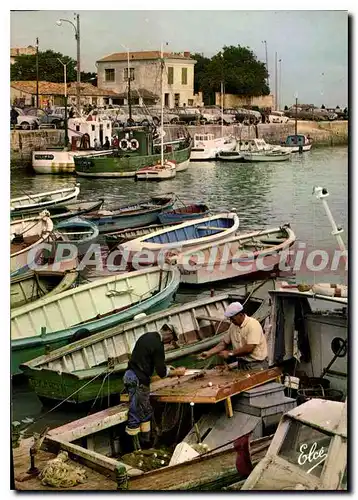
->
[121, 367, 282, 417]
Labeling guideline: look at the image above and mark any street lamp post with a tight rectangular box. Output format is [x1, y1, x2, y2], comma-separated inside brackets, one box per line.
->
[35, 37, 39, 108]
[57, 58, 69, 147]
[262, 40, 269, 88]
[278, 58, 282, 110]
[56, 13, 81, 114]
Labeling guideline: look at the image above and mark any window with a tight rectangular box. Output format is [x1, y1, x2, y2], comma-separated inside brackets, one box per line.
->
[174, 94, 180, 107]
[168, 67, 174, 85]
[182, 67, 188, 85]
[105, 69, 115, 82]
[188, 99, 194, 106]
[164, 93, 170, 107]
[123, 68, 135, 81]
[278, 420, 332, 478]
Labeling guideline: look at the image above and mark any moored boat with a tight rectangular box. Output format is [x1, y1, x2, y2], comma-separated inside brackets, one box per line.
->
[190, 133, 236, 161]
[20, 278, 274, 404]
[53, 217, 99, 256]
[10, 184, 80, 215]
[82, 194, 176, 234]
[158, 203, 209, 224]
[171, 225, 296, 285]
[105, 222, 181, 250]
[116, 212, 240, 268]
[11, 268, 78, 309]
[11, 266, 180, 375]
[135, 160, 176, 181]
[10, 211, 54, 275]
[242, 150, 291, 162]
[217, 138, 283, 162]
[280, 134, 312, 153]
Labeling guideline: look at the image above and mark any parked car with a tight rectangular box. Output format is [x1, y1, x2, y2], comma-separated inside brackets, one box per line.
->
[267, 110, 290, 124]
[15, 107, 64, 130]
[235, 108, 262, 125]
[174, 107, 201, 124]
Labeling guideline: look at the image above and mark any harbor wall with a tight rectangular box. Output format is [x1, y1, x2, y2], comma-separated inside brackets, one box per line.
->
[10, 120, 348, 165]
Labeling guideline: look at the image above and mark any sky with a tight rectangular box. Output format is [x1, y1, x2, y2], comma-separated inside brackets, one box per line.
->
[10, 9, 349, 109]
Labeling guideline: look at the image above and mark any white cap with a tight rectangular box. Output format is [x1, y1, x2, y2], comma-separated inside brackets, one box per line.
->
[224, 302, 243, 318]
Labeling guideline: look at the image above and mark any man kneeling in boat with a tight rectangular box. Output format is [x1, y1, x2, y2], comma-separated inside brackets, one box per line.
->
[197, 302, 269, 371]
[123, 324, 185, 450]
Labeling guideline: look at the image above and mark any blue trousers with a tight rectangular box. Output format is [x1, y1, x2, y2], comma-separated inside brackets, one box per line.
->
[123, 369, 152, 431]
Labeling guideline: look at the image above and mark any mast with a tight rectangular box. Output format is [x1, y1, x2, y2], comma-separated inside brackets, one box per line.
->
[221, 80, 224, 138]
[160, 43, 164, 165]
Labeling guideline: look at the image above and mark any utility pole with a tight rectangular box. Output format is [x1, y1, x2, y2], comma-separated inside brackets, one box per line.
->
[295, 95, 298, 137]
[274, 51, 278, 111]
[57, 58, 68, 147]
[278, 58, 282, 110]
[75, 13, 81, 114]
[262, 40, 269, 88]
[36, 37, 39, 108]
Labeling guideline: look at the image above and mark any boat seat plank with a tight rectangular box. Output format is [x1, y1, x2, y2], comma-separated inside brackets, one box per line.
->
[57, 231, 94, 236]
[196, 226, 227, 232]
[195, 315, 228, 323]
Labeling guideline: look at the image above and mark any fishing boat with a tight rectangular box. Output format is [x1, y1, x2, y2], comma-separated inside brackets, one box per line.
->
[242, 150, 291, 162]
[20, 278, 274, 404]
[280, 134, 312, 153]
[217, 138, 283, 162]
[74, 128, 191, 178]
[10, 184, 80, 215]
[53, 217, 99, 256]
[190, 133, 236, 161]
[10, 211, 53, 275]
[105, 222, 181, 250]
[11, 268, 78, 309]
[241, 399, 347, 490]
[11, 266, 180, 375]
[172, 225, 296, 285]
[32, 116, 113, 174]
[135, 160, 176, 181]
[81, 194, 176, 234]
[11, 199, 104, 223]
[158, 203, 209, 224]
[116, 213, 240, 268]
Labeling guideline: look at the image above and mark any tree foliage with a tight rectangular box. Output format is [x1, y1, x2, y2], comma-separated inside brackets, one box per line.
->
[10, 50, 96, 83]
[192, 45, 269, 100]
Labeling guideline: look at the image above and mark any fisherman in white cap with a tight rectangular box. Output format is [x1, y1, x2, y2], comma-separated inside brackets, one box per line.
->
[197, 301, 268, 371]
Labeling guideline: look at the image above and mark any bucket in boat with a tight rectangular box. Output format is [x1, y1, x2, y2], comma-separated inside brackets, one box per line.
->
[297, 387, 343, 405]
[300, 376, 330, 390]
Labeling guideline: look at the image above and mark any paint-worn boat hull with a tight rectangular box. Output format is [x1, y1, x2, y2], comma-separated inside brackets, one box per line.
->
[20, 279, 274, 403]
[12, 267, 180, 375]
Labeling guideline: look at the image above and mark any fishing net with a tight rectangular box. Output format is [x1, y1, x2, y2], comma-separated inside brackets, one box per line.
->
[39, 451, 87, 488]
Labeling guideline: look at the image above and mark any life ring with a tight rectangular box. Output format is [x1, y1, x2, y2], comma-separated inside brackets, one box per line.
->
[130, 139, 139, 151]
[119, 139, 129, 151]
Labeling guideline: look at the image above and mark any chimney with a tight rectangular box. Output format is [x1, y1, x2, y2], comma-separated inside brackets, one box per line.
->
[183, 51, 190, 58]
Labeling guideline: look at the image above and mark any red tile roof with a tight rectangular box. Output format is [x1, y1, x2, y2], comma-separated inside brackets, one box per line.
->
[10, 81, 120, 97]
[97, 50, 195, 63]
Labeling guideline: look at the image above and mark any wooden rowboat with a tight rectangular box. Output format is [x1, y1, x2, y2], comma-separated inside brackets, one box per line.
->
[116, 213, 240, 268]
[105, 222, 181, 250]
[11, 199, 105, 223]
[171, 225, 296, 285]
[20, 277, 274, 404]
[12, 266, 180, 375]
[11, 266, 78, 309]
[158, 203, 210, 224]
[53, 217, 99, 256]
[11, 184, 80, 215]
[82, 194, 176, 233]
[10, 211, 53, 275]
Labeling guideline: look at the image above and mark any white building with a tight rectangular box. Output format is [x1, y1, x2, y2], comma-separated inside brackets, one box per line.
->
[96, 50, 197, 108]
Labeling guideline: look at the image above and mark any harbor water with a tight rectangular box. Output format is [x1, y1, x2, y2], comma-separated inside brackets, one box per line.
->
[11, 146, 348, 430]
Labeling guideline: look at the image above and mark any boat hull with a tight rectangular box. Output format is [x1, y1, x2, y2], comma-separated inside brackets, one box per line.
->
[32, 150, 113, 174]
[11, 267, 180, 375]
[242, 153, 290, 162]
[75, 146, 191, 178]
[11, 185, 80, 214]
[20, 280, 273, 403]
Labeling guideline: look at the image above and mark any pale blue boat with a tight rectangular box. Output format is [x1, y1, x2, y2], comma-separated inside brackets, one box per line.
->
[54, 217, 99, 256]
[11, 266, 180, 375]
[82, 194, 176, 234]
[158, 203, 209, 224]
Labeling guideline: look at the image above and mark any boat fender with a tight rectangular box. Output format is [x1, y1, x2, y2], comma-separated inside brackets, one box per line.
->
[130, 139, 139, 151]
[119, 139, 129, 151]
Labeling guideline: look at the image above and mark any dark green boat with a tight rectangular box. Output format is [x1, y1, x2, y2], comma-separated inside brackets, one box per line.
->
[74, 126, 192, 178]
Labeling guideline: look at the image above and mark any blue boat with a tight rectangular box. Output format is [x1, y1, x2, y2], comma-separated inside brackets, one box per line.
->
[281, 134, 312, 152]
[54, 217, 99, 256]
[11, 266, 180, 375]
[82, 194, 176, 234]
[158, 203, 209, 224]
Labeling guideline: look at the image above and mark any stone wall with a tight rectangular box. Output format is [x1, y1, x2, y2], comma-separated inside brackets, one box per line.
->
[215, 93, 275, 109]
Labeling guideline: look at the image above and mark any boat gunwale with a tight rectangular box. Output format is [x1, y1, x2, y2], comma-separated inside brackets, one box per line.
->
[10, 215, 54, 258]
[11, 185, 80, 212]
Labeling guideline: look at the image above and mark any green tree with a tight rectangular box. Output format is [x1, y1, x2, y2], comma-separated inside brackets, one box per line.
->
[11, 50, 96, 83]
[196, 45, 269, 101]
